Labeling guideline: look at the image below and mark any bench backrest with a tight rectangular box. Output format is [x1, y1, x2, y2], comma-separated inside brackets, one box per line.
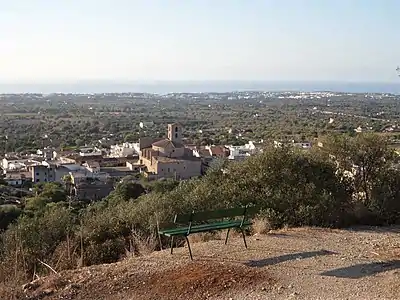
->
[174, 205, 258, 225]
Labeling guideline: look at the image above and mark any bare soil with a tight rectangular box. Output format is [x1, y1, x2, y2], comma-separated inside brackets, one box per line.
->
[14, 227, 400, 300]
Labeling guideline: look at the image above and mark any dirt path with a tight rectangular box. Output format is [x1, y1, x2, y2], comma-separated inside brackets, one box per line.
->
[21, 227, 400, 300]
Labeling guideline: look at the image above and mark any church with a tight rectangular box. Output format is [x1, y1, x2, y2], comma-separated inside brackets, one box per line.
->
[139, 123, 202, 180]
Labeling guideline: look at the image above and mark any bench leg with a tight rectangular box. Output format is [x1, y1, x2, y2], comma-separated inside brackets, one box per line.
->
[170, 236, 174, 254]
[185, 236, 193, 260]
[225, 228, 231, 245]
[240, 228, 248, 249]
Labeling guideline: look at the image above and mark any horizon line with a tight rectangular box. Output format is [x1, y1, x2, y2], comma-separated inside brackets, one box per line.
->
[1, 79, 400, 85]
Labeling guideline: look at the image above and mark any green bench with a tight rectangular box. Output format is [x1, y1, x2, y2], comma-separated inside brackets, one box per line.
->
[158, 205, 258, 260]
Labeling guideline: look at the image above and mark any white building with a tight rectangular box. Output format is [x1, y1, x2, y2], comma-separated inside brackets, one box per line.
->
[225, 145, 252, 160]
[139, 121, 154, 129]
[293, 141, 312, 149]
[79, 147, 102, 157]
[109, 142, 139, 158]
[83, 161, 101, 173]
[274, 140, 312, 149]
[2, 156, 25, 170]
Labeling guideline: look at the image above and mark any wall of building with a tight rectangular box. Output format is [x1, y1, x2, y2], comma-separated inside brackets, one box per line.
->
[139, 137, 156, 150]
[5, 179, 23, 186]
[32, 165, 55, 183]
[54, 166, 71, 182]
[153, 144, 185, 158]
[168, 123, 183, 143]
[156, 159, 201, 180]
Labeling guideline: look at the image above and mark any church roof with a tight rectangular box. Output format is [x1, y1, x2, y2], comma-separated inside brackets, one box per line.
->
[152, 139, 183, 149]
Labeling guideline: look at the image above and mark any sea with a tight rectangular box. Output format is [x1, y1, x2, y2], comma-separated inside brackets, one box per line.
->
[0, 81, 400, 94]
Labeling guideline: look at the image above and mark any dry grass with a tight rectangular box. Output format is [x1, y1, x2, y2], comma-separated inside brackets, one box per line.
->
[129, 230, 159, 256]
[0, 259, 29, 300]
[188, 232, 219, 244]
[251, 218, 272, 235]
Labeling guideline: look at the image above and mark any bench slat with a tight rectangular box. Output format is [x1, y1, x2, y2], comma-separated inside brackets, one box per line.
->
[175, 207, 247, 224]
[159, 220, 252, 237]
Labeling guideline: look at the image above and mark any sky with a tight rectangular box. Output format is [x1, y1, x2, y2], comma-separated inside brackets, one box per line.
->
[0, 0, 400, 83]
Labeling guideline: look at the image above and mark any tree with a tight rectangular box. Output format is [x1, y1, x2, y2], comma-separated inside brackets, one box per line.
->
[1, 205, 75, 276]
[323, 134, 395, 207]
[0, 205, 21, 231]
[24, 182, 67, 212]
[370, 168, 400, 224]
[144, 178, 180, 194]
[106, 181, 146, 204]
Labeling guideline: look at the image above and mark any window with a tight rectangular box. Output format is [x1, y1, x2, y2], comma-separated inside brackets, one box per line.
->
[44, 179, 47, 182]
[36, 172, 39, 176]
[175, 127, 178, 132]
[168, 168, 170, 172]
[49, 168, 53, 171]
[36, 179, 39, 182]
[175, 133, 178, 138]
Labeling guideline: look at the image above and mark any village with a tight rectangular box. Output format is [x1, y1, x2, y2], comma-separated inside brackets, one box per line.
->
[0, 122, 318, 203]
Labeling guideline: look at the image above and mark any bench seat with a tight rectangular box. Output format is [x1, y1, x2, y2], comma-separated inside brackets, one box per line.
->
[158, 206, 258, 259]
[159, 220, 252, 237]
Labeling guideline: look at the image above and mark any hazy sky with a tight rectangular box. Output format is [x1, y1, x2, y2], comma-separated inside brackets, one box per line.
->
[1, 0, 399, 83]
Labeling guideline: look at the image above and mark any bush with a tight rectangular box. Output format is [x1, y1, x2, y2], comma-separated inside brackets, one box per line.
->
[0, 205, 21, 231]
[1, 204, 76, 277]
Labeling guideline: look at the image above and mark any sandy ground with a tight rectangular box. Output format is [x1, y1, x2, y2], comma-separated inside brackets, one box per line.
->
[19, 227, 400, 300]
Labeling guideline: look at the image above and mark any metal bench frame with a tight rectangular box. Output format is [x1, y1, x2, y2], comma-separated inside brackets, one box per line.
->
[158, 205, 257, 260]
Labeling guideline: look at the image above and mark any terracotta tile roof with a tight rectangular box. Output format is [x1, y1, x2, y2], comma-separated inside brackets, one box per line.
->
[152, 139, 183, 149]
[210, 146, 228, 157]
[199, 149, 212, 157]
[155, 156, 200, 163]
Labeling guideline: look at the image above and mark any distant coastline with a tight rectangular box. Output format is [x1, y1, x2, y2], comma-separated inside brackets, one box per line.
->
[0, 81, 400, 94]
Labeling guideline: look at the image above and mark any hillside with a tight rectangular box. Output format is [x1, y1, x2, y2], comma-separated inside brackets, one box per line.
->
[7, 227, 400, 300]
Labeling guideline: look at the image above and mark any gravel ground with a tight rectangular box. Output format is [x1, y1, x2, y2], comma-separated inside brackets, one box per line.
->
[21, 227, 400, 300]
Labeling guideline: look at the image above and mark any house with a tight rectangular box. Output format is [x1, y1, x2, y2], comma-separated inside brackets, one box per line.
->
[4, 173, 23, 186]
[31, 165, 55, 183]
[126, 161, 143, 172]
[83, 161, 100, 173]
[208, 146, 230, 158]
[79, 147, 102, 157]
[36, 148, 55, 160]
[225, 145, 251, 160]
[100, 166, 139, 180]
[139, 123, 202, 180]
[70, 170, 108, 185]
[293, 141, 312, 149]
[109, 142, 139, 157]
[73, 179, 114, 201]
[2, 156, 25, 170]
[274, 140, 312, 149]
[193, 148, 212, 159]
[245, 141, 264, 154]
[139, 121, 154, 129]
[354, 126, 363, 133]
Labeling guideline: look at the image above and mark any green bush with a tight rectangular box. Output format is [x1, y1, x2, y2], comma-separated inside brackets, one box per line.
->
[0, 205, 21, 231]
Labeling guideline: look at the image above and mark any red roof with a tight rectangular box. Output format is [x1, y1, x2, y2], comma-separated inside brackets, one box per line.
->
[210, 146, 228, 157]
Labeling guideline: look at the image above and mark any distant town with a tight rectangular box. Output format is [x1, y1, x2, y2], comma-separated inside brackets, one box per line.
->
[1, 90, 399, 204]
